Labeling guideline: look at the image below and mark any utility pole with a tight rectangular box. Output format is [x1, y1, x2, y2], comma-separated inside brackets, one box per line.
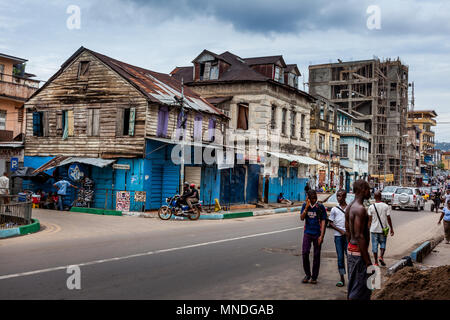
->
[179, 78, 185, 193]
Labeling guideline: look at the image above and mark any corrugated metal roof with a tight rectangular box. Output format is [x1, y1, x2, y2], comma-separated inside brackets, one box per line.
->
[87, 49, 225, 117]
[33, 156, 116, 174]
[267, 151, 326, 167]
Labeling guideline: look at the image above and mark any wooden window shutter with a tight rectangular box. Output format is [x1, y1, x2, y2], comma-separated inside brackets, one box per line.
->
[128, 107, 135, 136]
[93, 108, 100, 136]
[56, 110, 63, 135]
[68, 110, 74, 136]
[87, 109, 93, 136]
[116, 108, 124, 136]
[42, 111, 49, 137]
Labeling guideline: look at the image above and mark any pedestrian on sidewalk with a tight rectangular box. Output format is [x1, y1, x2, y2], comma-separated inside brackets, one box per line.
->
[444, 189, 450, 207]
[438, 201, 450, 244]
[345, 179, 372, 300]
[328, 189, 348, 287]
[277, 193, 292, 205]
[368, 191, 394, 267]
[300, 189, 327, 284]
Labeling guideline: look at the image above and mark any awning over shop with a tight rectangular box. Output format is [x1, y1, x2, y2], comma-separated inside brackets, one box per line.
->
[267, 151, 326, 167]
[33, 156, 116, 174]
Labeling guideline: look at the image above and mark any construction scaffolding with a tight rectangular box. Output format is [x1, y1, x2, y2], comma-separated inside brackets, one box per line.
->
[309, 58, 409, 186]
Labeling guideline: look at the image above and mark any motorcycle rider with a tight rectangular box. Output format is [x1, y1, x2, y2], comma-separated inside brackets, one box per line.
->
[186, 183, 199, 210]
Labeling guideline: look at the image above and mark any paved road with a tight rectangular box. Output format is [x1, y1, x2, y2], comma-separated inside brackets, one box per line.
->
[0, 203, 442, 299]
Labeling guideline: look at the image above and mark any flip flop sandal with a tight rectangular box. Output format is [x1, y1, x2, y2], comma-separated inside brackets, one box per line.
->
[336, 281, 344, 287]
[379, 258, 386, 266]
[302, 276, 310, 283]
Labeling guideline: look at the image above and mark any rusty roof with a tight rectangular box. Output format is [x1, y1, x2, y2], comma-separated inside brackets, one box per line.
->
[27, 47, 225, 117]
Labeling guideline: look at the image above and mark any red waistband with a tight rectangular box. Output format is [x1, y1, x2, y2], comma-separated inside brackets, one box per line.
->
[347, 243, 360, 253]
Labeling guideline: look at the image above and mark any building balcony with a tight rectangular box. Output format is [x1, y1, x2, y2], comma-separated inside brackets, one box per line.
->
[337, 125, 371, 140]
[0, 130, 14, 141]
[0, 74, 39, 102]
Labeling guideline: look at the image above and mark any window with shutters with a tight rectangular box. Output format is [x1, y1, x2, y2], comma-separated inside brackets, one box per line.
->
[208, 117, 217, 142]
[61, 110, 74, 139]
[340, 144, 348, 158]
[270, 105, 277, 130]
[290, 111, 296, 138]
[237, 104, 249, 130]
[0, 111, 6, 130]
[87, 108, 100, 136]
[78, 61, 90, 78]
[32, 111, 49, 137]
[156, 106, 169, 138]
[300, 114, 305, 139]
[281, 109, 287, 135]
[193, 114, 203, 141]
[116, 107, 136, 137]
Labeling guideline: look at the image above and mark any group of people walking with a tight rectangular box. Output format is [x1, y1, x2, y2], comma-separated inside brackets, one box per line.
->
[299, 179, 394, 300]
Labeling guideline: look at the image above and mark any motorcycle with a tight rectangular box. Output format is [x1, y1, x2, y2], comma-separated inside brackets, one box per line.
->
[158, 195, 202, 220]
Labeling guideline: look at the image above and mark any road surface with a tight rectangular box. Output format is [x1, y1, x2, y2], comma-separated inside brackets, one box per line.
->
[0, 204, 442, 299]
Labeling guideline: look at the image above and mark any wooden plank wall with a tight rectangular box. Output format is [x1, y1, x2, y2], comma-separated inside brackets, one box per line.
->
[145, 103, 225, 143]
[24, 51, 148, 158]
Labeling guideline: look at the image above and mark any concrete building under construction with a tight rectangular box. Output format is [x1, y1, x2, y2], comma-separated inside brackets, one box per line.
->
[308, 58, 409, 186]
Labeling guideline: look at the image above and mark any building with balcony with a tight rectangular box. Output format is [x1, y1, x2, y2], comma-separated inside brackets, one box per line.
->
[337, 109, 370, 192]
[0, 53, 40, 182]
[309, 95, 340, 189]
[407, 110, 437, 184]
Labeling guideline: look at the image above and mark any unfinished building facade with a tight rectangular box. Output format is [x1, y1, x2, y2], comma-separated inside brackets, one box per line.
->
[308, 58, 409, 186]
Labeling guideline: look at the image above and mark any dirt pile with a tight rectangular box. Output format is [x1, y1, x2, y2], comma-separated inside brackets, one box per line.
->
[374, 265, 450, 300]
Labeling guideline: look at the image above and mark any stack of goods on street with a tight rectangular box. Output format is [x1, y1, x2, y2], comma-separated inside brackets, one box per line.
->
[373, 266, 450, 300]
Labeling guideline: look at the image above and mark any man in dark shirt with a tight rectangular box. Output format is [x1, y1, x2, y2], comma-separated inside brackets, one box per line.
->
[300, 190, 327, 284]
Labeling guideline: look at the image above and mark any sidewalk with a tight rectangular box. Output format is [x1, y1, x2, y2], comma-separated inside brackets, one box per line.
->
[124, 193, 332, 220]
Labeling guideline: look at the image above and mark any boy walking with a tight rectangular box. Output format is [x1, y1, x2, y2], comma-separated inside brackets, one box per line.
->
[300, 190, 327, 284]
[328, 189, 348, 287]
[368, 191, 394, 266]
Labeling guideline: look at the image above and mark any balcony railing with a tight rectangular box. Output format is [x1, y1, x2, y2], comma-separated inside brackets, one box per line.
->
[0, 73, 39, 101]
[337, 125, 371, 140]
[0, 130, 13, 141]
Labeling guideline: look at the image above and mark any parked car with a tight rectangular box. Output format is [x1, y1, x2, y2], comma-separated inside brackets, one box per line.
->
[323, 193, 355, 213]
[392, 187, 425, 211]
[322, 193, 374, 214]
[381, 186, 399, 204]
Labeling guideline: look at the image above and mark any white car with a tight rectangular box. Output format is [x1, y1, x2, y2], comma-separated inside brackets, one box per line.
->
[392, 187, 425, 211]
[381, 186, 399, 204]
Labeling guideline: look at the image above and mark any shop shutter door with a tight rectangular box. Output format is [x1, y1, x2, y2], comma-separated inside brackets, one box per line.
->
[185, 166, 201, 190]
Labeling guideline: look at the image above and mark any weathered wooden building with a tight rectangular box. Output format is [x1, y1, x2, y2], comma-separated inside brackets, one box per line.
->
[171, 50, 323, 204]
[24, 47, 227, 210]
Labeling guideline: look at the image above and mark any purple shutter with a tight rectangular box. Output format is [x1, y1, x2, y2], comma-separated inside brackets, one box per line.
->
[194, 114, 203, 141]
[157, 106, 169, 137]
[208, 117, 216, 142]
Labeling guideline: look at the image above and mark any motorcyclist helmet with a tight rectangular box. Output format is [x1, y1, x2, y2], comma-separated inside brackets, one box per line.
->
[190, 184, 196, 188]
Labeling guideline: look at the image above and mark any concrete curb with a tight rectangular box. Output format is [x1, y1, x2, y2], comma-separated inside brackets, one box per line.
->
[0, 219, 41, 239]
[387, 234, 445, 275]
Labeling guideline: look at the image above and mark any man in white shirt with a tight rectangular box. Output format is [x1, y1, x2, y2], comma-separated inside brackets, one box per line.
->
[368, 191, 394, 267]
[0, 172, 9, 205]
[328, 189, 348, 287]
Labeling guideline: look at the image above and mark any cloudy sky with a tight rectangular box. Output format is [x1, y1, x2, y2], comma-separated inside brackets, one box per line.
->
[1, 0, 449, 140]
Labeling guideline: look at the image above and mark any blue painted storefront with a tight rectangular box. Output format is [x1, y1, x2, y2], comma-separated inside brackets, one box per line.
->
[263, 167, 308, 203]
[220, 164, 260, 205]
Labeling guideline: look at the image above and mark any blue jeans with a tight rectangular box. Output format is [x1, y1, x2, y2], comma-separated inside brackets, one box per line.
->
[57, 195, 65, 211]
[371, 232, 387, 253]
[334, 235, 348, 275]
